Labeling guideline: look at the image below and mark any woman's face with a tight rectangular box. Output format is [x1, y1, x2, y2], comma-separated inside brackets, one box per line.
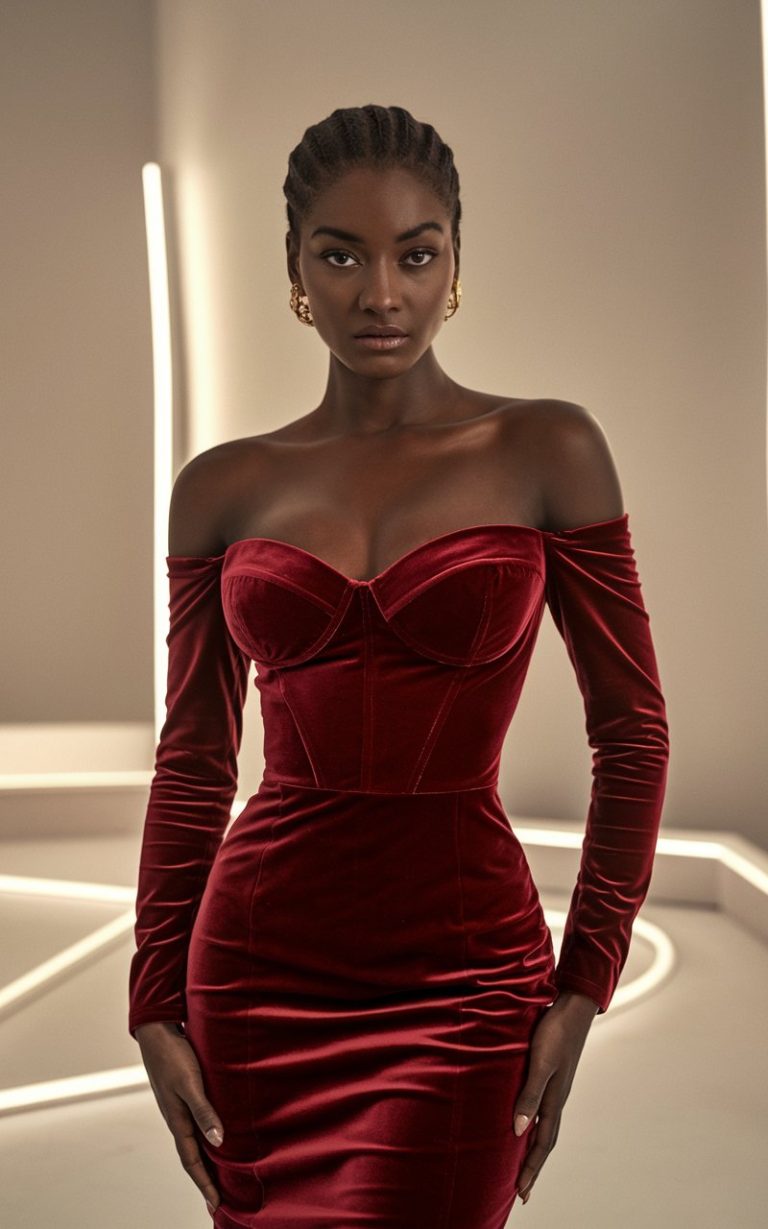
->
[287, 164, 458, 373]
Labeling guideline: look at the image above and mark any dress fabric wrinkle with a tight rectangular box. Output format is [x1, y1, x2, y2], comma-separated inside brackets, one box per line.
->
[128, 513, 669, 1228]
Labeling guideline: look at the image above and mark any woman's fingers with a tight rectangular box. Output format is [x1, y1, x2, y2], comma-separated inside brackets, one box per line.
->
[511, 994, 597, 1203]
[517, 1104, 561, 1201]
[168, 1067, 226, 1211]
[137, 1023, 225, 1215]
[185, 1086, 225, 1148]
[513, 1053, 555, 1137]
[172, 1114, 221, 1211]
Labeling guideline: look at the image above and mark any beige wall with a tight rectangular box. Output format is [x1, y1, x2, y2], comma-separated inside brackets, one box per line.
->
[4, 1, 767, 851]
[0, 0, 157, 721]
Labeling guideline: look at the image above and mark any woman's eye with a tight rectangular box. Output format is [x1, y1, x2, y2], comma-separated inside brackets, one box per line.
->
[404, 248, 436, 266]
[323, 251, 357, 267]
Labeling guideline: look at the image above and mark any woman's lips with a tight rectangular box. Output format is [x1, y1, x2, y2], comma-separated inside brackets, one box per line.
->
[353, 335, 409, 350]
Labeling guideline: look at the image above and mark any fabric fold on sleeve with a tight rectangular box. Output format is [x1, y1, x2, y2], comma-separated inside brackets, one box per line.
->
[542, 514, 670, 1014]
[128, 555, 251, 1039]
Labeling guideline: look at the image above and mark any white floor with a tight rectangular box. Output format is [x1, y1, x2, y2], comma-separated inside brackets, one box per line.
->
[0, 835, 766, 1228]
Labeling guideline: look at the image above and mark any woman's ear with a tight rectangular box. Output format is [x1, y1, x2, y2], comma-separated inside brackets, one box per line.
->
[286, 231, 301, 286]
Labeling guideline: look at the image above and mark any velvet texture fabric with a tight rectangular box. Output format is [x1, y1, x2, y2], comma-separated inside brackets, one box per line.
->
[128, 513, 669, 1228]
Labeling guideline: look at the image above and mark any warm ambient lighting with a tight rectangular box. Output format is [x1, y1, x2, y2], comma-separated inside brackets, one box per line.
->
[6, 86, 768, 1115]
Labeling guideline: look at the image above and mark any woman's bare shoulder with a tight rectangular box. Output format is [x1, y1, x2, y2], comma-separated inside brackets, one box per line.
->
[167, 434, 275, 557]
[521, 400, 626, 530]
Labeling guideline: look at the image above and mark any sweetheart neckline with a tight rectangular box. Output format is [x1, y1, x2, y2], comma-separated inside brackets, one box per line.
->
[168, 513, 629, 586]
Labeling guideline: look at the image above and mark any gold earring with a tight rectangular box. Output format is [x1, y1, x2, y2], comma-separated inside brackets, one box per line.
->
[444, 276, 462, 320]
[289, 282, 314, 327]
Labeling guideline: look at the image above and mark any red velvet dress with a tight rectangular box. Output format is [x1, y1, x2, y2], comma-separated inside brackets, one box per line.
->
[128, 513, 669, 1228]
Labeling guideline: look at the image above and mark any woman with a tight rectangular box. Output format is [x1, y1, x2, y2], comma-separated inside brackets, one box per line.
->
[129, 104, 669, 1228]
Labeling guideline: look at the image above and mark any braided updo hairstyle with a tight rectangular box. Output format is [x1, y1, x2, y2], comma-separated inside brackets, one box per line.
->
[283, 104, 462, 268]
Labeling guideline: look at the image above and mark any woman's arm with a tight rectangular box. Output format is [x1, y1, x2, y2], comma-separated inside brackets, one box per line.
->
[512, 403, 670, 1203]
[128, 453, 252, 1037]
[538, 404, 670, 1012]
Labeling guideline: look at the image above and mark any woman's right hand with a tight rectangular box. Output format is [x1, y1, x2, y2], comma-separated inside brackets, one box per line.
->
[135, 1021, 224, 1218]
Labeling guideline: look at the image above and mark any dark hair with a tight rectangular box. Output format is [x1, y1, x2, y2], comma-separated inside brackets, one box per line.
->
[283, 104, 461, 259]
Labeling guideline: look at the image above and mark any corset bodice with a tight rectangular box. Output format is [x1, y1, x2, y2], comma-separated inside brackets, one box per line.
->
[220, 525, 549, 793]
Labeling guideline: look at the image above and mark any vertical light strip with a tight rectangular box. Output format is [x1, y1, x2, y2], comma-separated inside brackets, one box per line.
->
[141, 163, 175, 744]
[762, 1, 768, 531]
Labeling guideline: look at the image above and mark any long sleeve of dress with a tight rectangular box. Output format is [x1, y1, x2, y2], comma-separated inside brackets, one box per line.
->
[542, 513, 670, 1014]
[128, 554, 251, 1039]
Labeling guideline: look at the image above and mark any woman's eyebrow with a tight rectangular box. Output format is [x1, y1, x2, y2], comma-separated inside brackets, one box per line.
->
[309, 220, 445, 243]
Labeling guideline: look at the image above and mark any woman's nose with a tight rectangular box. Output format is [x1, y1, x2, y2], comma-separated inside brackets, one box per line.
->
[358, 263, 401, 313]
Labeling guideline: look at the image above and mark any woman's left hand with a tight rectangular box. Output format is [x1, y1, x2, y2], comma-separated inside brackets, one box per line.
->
[512, 990, 600, 1204]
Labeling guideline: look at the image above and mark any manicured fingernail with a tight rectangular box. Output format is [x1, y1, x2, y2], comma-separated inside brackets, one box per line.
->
[514, 1113, 529, 1136]
[205, 1199, 215, 1217]
[206, 1126, 223, 1145]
